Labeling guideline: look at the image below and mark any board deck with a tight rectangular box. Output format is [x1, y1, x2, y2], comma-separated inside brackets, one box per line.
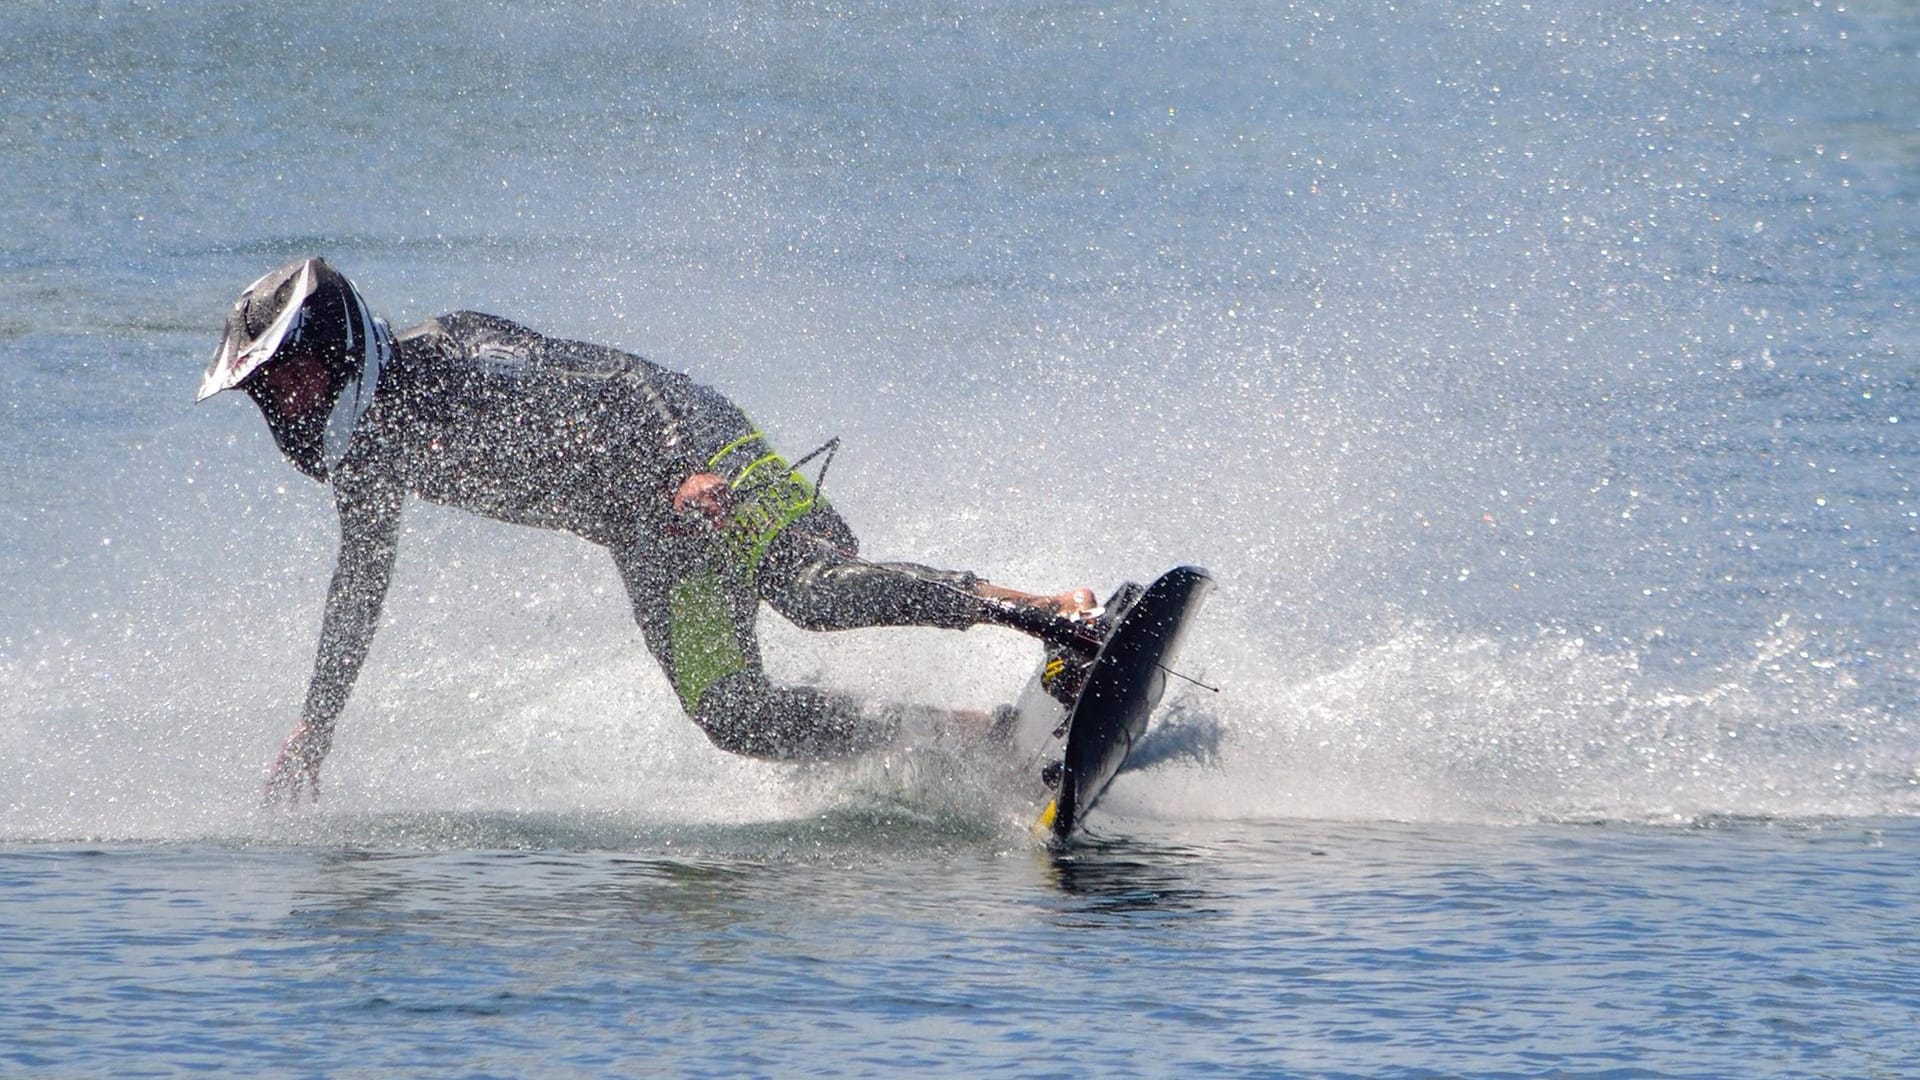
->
[1026, 566, 1213, 843]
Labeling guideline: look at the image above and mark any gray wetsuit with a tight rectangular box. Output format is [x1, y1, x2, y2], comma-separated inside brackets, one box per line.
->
[282, 312, 989, 760]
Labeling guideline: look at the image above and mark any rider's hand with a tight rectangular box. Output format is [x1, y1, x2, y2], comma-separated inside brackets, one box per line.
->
[263, 719, 332, 806]
[672, 472, 734, 530]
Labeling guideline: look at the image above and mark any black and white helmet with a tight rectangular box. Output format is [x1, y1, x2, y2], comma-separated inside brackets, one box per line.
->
[201, 257, 391, 473]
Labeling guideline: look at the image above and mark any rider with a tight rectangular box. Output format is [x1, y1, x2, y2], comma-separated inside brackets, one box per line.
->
[199, 257, 1094, 801]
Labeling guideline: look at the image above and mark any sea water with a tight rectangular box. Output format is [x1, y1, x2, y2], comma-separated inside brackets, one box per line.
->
[1, 2, 1915, 1076]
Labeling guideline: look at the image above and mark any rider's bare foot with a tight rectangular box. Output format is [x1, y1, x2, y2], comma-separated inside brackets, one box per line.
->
[975, 582, 1099, 619]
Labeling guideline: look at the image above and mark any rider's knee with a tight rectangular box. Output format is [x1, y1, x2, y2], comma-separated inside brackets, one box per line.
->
[690, 672, 782, 758]
[690, 673, 891, 761]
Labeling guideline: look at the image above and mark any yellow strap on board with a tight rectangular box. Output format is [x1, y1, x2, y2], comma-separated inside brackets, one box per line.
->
[1035, 798, 1058, 834]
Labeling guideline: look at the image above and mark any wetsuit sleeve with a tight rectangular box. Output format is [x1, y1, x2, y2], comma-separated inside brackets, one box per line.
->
[299, 477, 403, 732]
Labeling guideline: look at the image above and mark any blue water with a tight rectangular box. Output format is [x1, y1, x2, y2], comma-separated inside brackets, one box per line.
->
[5, 819, 1917, 1077]
[3, 1, 1916, 1075]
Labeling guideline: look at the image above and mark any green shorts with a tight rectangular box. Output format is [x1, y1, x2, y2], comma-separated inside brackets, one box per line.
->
[665, 431, 823, 713]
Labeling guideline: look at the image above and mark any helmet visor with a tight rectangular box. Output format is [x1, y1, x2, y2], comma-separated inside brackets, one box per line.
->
[199, 259, 323, 402]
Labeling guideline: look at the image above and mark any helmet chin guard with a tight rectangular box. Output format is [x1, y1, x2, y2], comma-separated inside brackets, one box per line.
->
[202, 257, 392, 474]
[319, 282, 390, 473]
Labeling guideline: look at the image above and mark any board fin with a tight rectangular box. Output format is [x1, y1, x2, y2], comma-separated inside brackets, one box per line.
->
[1035, 798, 1059, 834]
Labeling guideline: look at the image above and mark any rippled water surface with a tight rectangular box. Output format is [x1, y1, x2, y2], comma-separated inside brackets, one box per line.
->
[6, 818, 1918, 1077]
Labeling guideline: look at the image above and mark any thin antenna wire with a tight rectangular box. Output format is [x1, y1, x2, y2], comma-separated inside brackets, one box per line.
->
[789, 436, 840, 495]
[1160, 664, 1220, 694]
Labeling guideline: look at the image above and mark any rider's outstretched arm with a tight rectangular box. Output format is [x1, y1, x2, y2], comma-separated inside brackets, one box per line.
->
[264, 478, 402, 802]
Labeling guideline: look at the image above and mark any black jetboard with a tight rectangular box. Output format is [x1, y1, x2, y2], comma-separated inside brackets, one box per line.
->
[1031, 566, 1213, 843]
